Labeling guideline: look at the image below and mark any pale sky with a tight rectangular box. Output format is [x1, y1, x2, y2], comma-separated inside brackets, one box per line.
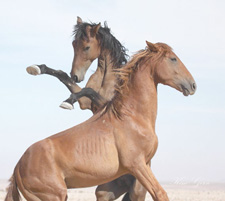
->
[0, 0, 225, 184]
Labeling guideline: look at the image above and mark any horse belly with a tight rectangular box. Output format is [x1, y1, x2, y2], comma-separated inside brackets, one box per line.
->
[64, 136, 121, 188]
[65, 162, 122, 188]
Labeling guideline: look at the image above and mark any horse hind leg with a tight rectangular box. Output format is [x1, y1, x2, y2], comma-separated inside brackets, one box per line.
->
[15, 165, 68, 201]
[120, 177, 147, 201]
[19, 189, 68, 201]
[20, 176, 68, 201]
[95, 175, 134, 201]
[18, 181, 68, 201]
[30, 191, 68, 201]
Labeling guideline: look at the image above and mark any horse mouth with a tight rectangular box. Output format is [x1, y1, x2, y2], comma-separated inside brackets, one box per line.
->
[181, 85, 190, 96]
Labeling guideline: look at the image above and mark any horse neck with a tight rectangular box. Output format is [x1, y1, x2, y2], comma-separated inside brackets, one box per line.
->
[121, 63, 158, 129]
[97, 50, 117, 100]
[97, 50, 115, 73]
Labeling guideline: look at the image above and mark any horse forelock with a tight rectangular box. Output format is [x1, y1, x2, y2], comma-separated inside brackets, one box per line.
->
[73, 22, 93, 41]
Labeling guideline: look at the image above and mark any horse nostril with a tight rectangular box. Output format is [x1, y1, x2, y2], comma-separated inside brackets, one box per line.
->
[192, 83, 196, 91]
[72, 75, 79, 83]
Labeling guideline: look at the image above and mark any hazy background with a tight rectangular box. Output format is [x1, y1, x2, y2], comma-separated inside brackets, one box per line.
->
[0, 0, 225, 184]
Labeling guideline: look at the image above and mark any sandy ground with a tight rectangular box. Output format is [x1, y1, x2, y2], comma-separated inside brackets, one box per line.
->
[1, 179, 225, 201]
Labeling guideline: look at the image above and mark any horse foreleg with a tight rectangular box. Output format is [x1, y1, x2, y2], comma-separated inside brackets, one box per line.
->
[26, 64, 80, 93]
[128, 178, 147, 201]
[60, 88, 106, 111]
[26, 64, 92, 110]
[130, 161, 169, 201]
[127, 163, 150, 201]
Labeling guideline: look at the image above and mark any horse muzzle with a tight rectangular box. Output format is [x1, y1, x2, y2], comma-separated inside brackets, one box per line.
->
[181, 81, 197, 96]
[70, 72, 84, 83]
[71, 74, 79, 83]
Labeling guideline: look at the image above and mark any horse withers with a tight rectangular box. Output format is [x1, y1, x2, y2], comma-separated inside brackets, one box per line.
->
[5, 41, 196, 201]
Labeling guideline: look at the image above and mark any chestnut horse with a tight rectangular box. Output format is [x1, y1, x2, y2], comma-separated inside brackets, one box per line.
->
[27, 18, 146, 201]
[5, 41, 196, 201]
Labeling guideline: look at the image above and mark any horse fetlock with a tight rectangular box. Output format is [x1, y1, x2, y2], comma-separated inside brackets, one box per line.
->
[37, 64, 48, 73]
[79, 98, 92, 110]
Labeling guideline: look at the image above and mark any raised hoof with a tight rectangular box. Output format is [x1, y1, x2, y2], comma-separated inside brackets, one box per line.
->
[60, 102, 74, 110]
[26, 65, 41, 75]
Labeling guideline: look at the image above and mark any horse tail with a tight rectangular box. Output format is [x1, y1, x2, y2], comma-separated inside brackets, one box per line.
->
[4, 174, 21, 201]
[121, 192, 131, 201]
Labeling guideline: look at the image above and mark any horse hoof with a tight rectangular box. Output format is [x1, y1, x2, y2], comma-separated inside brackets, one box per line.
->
[26, 65, 41, 75]
[60, 102, 74, 110]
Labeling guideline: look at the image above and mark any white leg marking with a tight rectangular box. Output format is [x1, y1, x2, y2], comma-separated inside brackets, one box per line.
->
[59, 102, 74, 110]
[26, 65, 41, 75]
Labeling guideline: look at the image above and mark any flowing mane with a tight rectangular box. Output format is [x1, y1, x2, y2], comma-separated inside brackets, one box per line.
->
[102, 43, 173, 119]
[73, 22, 128, 68]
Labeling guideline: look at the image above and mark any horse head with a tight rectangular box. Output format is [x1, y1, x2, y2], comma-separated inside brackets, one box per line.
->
[71, 17, 101, 82]
[146, 41, 196, 96]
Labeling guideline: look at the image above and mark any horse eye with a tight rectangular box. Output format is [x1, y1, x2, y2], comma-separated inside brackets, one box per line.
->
[170, 58, 177, 62]
[84, 46, 90, 51]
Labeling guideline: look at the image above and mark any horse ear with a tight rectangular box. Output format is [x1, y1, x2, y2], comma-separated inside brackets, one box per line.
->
[146, 41, 158, 52]
[92, 23, 101, 35]
[77, 16, 83, 25]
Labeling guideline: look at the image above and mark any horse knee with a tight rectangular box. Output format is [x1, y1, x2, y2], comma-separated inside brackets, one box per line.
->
[78, 98, 92, 110]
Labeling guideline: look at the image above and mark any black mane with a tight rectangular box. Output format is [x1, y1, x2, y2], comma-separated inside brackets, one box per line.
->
[73, 22, 128, 68]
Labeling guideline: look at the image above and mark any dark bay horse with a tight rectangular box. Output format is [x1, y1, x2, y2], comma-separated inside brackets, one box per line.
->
[26, 17, 128, 112]
[5, 41, 196, 201]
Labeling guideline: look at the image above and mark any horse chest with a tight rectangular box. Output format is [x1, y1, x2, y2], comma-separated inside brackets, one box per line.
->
[136, 125, 158, 155]
[115, 126, 158, 168]
[144, 134, 158, 162]
[133, 131, 158, 163]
